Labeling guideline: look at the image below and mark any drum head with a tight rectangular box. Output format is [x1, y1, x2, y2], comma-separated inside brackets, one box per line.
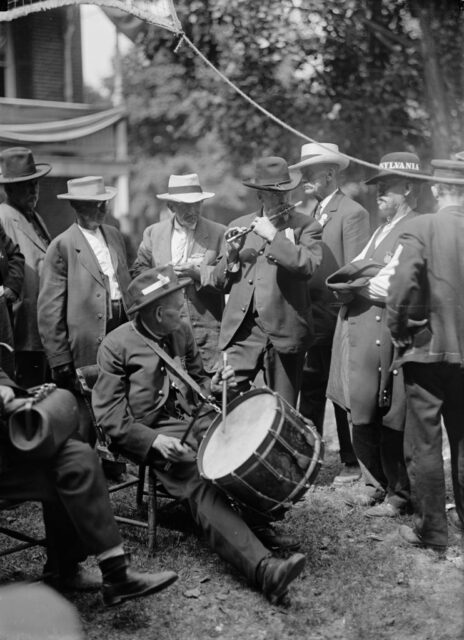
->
[201, 391, 278, 479]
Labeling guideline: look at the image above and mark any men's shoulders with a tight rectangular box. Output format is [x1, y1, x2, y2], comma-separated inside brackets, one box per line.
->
[199, 216, 226, 233]
[102, 321, 133, 349]
[143, 218, 172, 236]
[0, 203, 18, 220]
[101, 223, 125, 243]
[335, 192, 368, 217]
[47, 223, 76, 249]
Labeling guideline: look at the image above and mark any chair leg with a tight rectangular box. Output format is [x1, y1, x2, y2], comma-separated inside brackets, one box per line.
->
[136, 464, 146, 507]
[148, 470, 156, 555]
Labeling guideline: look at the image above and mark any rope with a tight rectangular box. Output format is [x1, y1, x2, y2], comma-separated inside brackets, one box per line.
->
[181, 33, 461, 185]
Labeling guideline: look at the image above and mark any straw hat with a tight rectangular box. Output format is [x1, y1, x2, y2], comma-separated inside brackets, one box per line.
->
[57, 176, 116, 201]
[156, 174, 215, 203]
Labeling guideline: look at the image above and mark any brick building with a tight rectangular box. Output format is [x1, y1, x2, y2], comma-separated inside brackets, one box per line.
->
[0, 7, 129, 237]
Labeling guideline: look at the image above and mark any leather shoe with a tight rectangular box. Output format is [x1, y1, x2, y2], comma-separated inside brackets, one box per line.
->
[256, 553, 306, 604]
[365, 502, 403, 518]
[333, 464, 361, 486]
[252, 525, 301, 551]
[398, 525, 446, 553]
[102, 569, 178, 607]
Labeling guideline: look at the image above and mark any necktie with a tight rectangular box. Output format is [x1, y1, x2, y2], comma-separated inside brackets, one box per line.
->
[313, 202, 323, 222]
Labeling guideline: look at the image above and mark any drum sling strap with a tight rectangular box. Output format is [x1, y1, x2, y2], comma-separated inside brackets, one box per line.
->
[130, 322, 220, 414]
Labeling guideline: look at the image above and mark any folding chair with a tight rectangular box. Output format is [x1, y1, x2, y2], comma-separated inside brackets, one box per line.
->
[75, 365, 176, 554]
[0, 499, 46, 558]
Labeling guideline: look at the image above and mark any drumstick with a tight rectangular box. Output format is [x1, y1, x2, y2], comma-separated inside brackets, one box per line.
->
[222, 352, 228, 432]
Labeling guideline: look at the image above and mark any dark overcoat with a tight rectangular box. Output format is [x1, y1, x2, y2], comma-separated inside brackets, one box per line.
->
[37, 223, 131, 370]
[131, 216, 225, 373]
[327, 211, 417, 429]
[308, 190, 371, 344]
[0, 203, 50, 352]
[212, 210, 322, 354]
[388, 206, 464, 365]
[92, 319, 211, 464]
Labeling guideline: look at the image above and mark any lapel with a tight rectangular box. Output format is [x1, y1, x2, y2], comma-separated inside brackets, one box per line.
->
[155, 218, 174, 266]
[191, 217, 209, 256]
[101, 226, 119, 272]
[10, 207, 49, 253]
[321, 189, 344, 226]
[71, 223, 105, 286]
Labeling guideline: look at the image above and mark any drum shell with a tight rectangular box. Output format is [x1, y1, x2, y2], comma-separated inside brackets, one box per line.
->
[198, 389, 323, 518]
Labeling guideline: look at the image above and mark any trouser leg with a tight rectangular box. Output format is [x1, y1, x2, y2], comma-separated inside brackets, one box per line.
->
[379, 425, 409, 510]
[334, 404, 357, 465]
[15, 351, 50, 388]
[403, 363, 448, 547]
[264, 347, 304, 408]
[442, 367, 464, 530]
[225, 313, 266, 397]
[352, 422, 387, 491]
[299, 346, 328, 433]
[153, 460, 269, 584]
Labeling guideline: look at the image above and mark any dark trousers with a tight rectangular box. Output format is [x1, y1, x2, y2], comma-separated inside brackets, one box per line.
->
[0, 439, 122, 574]
[352, 422, 409, 510]
[152, 456, 269, 585]
[226, 310, 304, 407]
[403, 362, 464, 547]
[300, 344, 357, 464]
[15, 351, 50, 388]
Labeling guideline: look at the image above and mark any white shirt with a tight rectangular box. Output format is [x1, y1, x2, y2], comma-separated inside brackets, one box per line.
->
[171, 218, 195, 265]
[78, 225, 121, 300]
[315, 189, 338, 227]
[354, 209, 410, 301]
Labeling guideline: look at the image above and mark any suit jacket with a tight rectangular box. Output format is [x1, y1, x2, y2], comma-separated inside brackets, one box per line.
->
[328, 211, 417, 429]
[131, 216, 226, 372]
[388, 206, 464, 366]
[308, 190, 371, 344]
[37, 223, 131, 370]
[0, 203, 50, 352]
[92, 319, 211, 464]
[212, 210, 322, 354]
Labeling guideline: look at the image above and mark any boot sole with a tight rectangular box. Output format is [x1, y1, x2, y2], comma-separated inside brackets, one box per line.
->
[268, 555, 306, 605]
[103, 574, 178, 607]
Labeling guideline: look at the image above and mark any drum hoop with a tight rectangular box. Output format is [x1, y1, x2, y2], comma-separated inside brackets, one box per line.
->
[197, 388, 283, 479]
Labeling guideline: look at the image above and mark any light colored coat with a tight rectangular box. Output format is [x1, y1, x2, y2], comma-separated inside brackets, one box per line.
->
[38, 223, 131, 370]
[0, 202, 50, 352]
[131, 215, 225, 373]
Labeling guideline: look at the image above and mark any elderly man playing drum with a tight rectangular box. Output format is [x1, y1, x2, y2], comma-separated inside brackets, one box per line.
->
[92, 265, 307, 604]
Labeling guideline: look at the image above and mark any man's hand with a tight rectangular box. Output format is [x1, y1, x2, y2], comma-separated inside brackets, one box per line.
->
[210, 364, 238, 395]
[152, 434, 195, 463]
[3, 288, 17, 304]
[225, 227, 247, 263]
[0, 385, 15, 408]
[392, 336, 412, 350]
[174, 262, 201, 282]
[251, 215, 277, 243]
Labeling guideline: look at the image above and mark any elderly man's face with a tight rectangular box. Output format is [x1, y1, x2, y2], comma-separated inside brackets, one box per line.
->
[73, 200, 107, 230]
[301, 165, 334, 200]
[376, 178, 408, 221]
[7, 179, 39, 214]
[169, 201, 201, 230]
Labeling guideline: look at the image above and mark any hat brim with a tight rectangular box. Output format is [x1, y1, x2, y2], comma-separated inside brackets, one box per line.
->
[157, 192, 215, 203]
[0, 163, 51, 184]
[289, 154, 349, 172]
[57, 187, 117, 201]
[126, 277, 191, 315]
[243, 169, 302, 192]
[365, 171, 426, 185]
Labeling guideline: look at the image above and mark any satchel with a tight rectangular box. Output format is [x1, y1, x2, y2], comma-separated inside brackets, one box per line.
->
[8, 384, 79, 459]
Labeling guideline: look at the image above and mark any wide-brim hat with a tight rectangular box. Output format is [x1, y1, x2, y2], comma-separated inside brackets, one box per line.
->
[57, 176, 116, 201]
[289, 142, 349, 172]
[326, 259, 385, 293]
[0, 147, 51, 183]
[243, 156, 302, 191]
[157, 173, 215, 203]
[365, 152, 424, 184]
[430, 159, 464, 185]
[127, 265, 192, 315]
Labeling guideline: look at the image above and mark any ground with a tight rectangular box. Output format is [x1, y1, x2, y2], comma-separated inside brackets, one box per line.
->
[1, 408, 463, 640]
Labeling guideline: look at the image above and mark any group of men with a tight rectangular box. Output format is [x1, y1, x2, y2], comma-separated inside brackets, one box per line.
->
[0, 139, 463, 610]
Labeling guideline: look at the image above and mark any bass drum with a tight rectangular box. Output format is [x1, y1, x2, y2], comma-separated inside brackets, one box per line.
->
[197, 388, 323, 518]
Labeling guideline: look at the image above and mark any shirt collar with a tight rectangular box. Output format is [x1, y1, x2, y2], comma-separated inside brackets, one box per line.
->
[173, 217, 196, 234]
[319, 189, 339, 213]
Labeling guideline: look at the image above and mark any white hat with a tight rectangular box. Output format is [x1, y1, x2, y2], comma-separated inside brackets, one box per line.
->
[57, 176, 116, 201]
[157, 174, 215, 203]
[289, 142, 349, 171]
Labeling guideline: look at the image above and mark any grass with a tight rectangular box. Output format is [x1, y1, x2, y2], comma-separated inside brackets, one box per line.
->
[1, 409, 463, 640]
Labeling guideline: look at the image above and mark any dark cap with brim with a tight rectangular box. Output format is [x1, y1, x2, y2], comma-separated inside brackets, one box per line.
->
[365, 152, 424, 185]
[126, 265, 191, 315]
[243, 156, 302, 191]
[430, 159, 464, 185]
